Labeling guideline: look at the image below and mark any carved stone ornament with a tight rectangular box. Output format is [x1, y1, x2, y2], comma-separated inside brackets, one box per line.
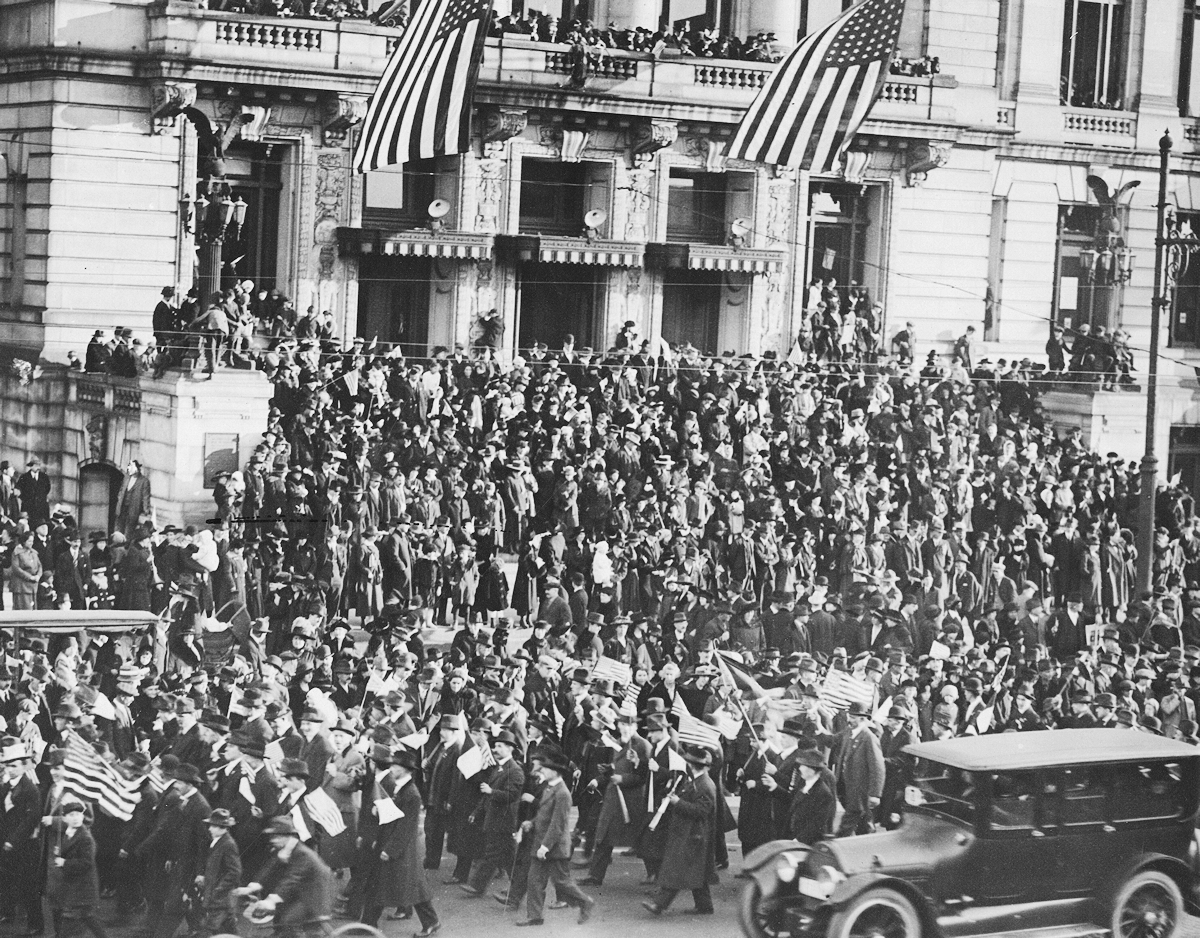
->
[482, 107, 528, 156]
[238, 105, 274, 143]
[632, 119, 678, 167]
[149, 81, 197, 135]
[905, 139, 952, 188]
[773, 165, 797, 182]
[560, 129, 591, 163]
[85, 415, 109, 463]
[322, 94, 368, 148]
[840, 150, 871, 185]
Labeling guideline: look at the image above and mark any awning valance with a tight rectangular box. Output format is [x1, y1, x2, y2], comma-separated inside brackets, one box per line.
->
[687, 246, 786, 273]
[537, 236, 645, 267]
[380, 232, 493, 259]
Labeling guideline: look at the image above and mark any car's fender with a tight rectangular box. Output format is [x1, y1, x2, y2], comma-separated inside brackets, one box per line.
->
[827, 873, 942, 938]
[742, 839, 806, 873]
[741, 839, 806, 899]
[1099, 852, 1198, 914]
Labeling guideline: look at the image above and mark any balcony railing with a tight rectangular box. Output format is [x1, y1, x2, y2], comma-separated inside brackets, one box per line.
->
[1063, 108, 1136, 140]
[145, 9, 959, 126]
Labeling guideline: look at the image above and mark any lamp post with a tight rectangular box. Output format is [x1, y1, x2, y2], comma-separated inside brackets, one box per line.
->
[1136, 132, 1200, 593]
[191, 177, 248, 302]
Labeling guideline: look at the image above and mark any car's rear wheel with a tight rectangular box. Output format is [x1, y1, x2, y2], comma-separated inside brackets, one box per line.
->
[828, 888, 921, 938]
[1110, 870, 1182, 938]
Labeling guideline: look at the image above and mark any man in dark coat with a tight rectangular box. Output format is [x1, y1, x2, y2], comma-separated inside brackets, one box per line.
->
[423, 714, 466, 871]
[0, 739, 44, 933]
[461, 730, 524, 897]
[580, 712, 649, 886]
[115, 461, 153, 541]
[200, 809, 242, 937]
[788, 749, 836, 845]
[144, 763, 212, 938]
[242, 816, 337, 938]
[878, 706, 917, 828]
[15, 457, 51, 528]
[357, 746, 439, 936]
[834, 701, 885, 836]
[53, 531, 89, 610]
[642, 744, 718, 916]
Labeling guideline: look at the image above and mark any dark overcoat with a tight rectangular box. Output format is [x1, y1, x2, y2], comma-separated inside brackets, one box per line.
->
[656, 770, 719, 892]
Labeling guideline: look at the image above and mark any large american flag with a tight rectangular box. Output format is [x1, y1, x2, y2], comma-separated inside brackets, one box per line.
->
[353, 0, 493, 173]
[728, 0, 905, 173]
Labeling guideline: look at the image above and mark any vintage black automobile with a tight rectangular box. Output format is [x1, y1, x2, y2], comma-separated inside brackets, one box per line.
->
[740, 729, 1200, 938]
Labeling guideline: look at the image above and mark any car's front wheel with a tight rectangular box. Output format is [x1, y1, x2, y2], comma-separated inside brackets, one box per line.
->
[827, 888, 921, 938]
[1109, 870, 1183, 938]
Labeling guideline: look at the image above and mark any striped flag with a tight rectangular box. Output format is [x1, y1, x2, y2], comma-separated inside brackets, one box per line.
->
[819, 669, 876, 712]
[62, 732, 142, 822]
[304, 787, 347, 837]
[353, 0, 494, 173]
[591, 656, 633, 688]
[715, 651, 768, 699]
[676, 709, 723, 752]
[728, 0, 906, 173]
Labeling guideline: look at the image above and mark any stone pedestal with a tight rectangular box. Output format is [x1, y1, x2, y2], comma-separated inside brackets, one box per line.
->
[0, 366, 273, 530]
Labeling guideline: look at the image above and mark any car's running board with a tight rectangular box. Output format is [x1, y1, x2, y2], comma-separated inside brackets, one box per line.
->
[938, 900, 1101, 938]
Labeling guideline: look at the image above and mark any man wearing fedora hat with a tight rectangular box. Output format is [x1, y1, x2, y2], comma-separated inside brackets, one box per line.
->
[199, 809, 241, 938]
[0, 736, 44, 935]
[642, 744, 717, 916]
[834, 701, 885, 836]
[139, 763, 211, 938]
[461, 729, 524, 898]
[357, 746, 440, 937]
[238, 816, 336, 938]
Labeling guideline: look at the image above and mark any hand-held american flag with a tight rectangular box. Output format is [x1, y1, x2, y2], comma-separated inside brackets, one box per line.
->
[728, 0, 906, 173]
[354, 0, 494, 173]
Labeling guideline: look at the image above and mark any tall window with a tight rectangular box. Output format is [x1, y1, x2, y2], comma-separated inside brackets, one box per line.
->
[363, 157, 440, 227]
[1052, 203, 1102, 329]
[666, 170, 728, 244]
[1181, 0, 1200, 116]
[1171, 212, 1200, 347]
[519, 160, 586, 236]
[1060, 0, 1126, 108]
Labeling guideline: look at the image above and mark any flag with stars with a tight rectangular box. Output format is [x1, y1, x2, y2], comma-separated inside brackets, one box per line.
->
[354, 0, 494, 173]
[728, 0, 906, 173]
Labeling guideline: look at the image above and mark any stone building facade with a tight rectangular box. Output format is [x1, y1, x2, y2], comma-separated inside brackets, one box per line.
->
[7, 0, 1200, 493]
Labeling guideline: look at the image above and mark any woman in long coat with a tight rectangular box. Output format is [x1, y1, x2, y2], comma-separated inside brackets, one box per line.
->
[9, 531, 41, 611]
[322, 720, 366, 871]
[737, 739, 781, 855]
[116, 535, 157, 612]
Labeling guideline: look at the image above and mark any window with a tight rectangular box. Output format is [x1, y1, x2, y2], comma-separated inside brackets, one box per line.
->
[1060, 0, 1126, 108]
[1053, 204, 1102, 329]
[1048, 766, 1110, 827]
[1109, 762, 1186, 822]
[666, 170, 728, 244]
[1171, 212, 1200, 347]
[989, 771, 1039, 831]
[913, 766, 975, 825]
[1180, 0, 1200, 115]
[363, 157, 439, 226]
[1170, 427, 1200, 500]
[519, 160, 587, 236]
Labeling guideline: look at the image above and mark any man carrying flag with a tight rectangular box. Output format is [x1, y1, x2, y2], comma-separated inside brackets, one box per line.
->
[728, 0, 907, 174]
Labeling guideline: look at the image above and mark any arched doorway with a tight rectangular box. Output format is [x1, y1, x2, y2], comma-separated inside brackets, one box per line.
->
[79, 463, 121, 536]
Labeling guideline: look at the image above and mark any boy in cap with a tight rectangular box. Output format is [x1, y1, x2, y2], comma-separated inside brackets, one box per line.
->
[200, 809, 242, 937]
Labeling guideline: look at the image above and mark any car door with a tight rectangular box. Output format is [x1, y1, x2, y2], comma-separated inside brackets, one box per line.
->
[971, 770, 1058, 904]
[1043, 764, 1114, 898]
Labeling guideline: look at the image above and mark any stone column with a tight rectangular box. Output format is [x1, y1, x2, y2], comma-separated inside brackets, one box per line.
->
[604, 0, 659, 31]
[743, 0, 801, 43]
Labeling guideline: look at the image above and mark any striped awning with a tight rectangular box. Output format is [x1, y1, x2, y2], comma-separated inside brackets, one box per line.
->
[538, 237, 645, 267]
[688, 246, 786, 273]
[381, 233, 492, 259]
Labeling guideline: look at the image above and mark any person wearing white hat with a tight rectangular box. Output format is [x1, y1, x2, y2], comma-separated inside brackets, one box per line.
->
[0, 736, 43, 934]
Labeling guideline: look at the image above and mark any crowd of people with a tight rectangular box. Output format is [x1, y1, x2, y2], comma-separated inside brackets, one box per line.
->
[5, 276, 1200, 937]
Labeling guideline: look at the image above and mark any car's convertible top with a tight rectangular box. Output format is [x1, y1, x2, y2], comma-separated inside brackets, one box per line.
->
[905, 728, 1198, 771]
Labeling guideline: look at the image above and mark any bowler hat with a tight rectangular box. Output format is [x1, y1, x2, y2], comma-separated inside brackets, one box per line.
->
[264, 817, 298, 837]
[172, 763, 203, 787]
[682, 745, 712, 767]
[846, 701, 871, 718]
[279, 758, 309, 779]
